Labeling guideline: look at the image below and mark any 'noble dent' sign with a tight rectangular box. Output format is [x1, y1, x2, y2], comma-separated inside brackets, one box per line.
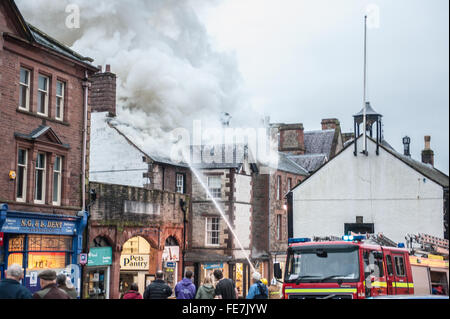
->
[1, 217, 76, 235]
[120, 254, 149, 270]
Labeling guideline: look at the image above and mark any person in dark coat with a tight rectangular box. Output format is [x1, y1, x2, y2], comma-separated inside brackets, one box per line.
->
[0, 264, 32, 299]
[33, 270, 70, 299]
[175, 270, 196, 299]
[123, 283, 143, 299]
[143, 270, 173, 299]
[56, 273, 78, 299]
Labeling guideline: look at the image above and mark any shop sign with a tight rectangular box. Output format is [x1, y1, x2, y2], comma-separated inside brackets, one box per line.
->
[1, 217, 76, 235]
[203, 263, 223, 270]
[88, 247, 112, 266]
[165, 261, 176, 268]
[162, 246, 179, 262]
[120, 254, 149, 270]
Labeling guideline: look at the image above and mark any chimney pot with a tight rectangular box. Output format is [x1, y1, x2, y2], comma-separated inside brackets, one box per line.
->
[97, 65, 102, 73]
[105, 64, 111, 72]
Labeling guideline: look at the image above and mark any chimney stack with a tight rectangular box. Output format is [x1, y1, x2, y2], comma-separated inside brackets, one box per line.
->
[90, 64, 117, 117]
[421, 135, 434, 166]
[278, 123, 305, 155]
[321, 118, 340, 130]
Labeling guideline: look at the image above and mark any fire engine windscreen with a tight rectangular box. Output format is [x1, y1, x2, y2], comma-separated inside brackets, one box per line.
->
[286, 246, 360, 283]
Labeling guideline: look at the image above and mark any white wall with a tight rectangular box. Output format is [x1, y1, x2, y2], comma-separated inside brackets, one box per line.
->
[90, 112, 148, 187]
[233, 173, 252, 258]
[292, 138, 444, 243]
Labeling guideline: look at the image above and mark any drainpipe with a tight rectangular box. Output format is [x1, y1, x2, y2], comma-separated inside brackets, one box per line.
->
[82, 72, 90, 210]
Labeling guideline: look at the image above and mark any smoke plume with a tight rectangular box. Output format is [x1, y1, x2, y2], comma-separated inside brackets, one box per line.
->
[16, 0, 261, 158]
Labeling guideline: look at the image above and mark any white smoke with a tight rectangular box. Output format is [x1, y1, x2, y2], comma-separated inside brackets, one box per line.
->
[16, 0, 278, 166]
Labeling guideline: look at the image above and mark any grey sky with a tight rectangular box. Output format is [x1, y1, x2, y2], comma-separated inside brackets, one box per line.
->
[202, 0, 449, 174]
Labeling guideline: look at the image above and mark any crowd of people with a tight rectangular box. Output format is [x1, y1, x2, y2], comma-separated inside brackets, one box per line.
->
[0, 264, 77, 299]
[0, 264, 279, 300]
[137, 268, 272, 300]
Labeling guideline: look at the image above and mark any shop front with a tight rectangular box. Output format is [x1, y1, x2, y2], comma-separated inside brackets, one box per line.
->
[119, 236, 153, 296]
[0, 204, 88, 296]
[83, 246, 112, 299]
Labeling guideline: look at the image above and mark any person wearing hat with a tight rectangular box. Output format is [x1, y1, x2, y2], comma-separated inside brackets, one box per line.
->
[33, 270, 71, 299]
[56, 273, 78, 299]
[246, 272, 268, 299]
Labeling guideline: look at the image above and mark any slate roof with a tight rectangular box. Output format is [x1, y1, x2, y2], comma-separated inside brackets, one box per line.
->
[287, 153, 328, 173]
[189, 144, 248, 170]
[28, 24, 95, 65]
[275, 152, 309, 175]
[304, 129, 336, 157]
[382, 144, 449, 188]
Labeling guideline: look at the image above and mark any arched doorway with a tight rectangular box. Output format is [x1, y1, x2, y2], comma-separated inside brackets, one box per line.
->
[119, 236, 151, 296]
[162, 236, 180, 289]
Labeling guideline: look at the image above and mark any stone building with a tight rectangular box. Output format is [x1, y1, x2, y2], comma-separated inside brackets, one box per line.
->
[85, 181, 188, 299]
[0, 0, 98, 296]
[86, 68, 191, 299]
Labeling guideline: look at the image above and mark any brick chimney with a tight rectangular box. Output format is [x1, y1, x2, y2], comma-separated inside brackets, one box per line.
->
[278, 124, 305, 155]
[90, 64, 117, 117]
[421, 135, 434, 166]
[321, 118, 340, 130]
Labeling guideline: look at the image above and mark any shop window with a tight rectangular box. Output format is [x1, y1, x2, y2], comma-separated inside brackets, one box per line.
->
[34, 153, 46, 203]
[7, 235, 72, 270]
[19, 68, 31, 111]
[16, 149, 28, 202]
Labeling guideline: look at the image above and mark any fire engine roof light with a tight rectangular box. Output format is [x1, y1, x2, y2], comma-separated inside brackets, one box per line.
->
[342, 235, 366, 241]
[397, 243, 405, 248]
[288, 237, 311, 244]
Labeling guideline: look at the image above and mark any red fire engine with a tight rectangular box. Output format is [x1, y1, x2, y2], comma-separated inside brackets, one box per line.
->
[274, 234, 448, 299]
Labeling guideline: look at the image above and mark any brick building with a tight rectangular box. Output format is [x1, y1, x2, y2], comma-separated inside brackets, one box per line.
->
[0, 0, 98, 295]
[267, 119, 345, 278]
[86, 70, 191, 299]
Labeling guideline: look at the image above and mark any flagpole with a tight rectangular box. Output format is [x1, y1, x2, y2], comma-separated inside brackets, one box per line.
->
[362, 14, 368, 155]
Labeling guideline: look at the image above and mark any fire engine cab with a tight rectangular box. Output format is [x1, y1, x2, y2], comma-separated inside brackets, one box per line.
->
[275, 235, 415, 299]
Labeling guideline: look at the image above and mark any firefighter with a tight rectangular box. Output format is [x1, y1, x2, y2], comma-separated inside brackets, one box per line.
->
[268, 277, 282, 299]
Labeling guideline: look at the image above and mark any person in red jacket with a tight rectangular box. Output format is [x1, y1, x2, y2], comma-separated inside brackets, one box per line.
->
[123, 283, 143, 299]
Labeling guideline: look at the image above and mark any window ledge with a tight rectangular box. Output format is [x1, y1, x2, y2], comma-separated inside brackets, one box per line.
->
[16, 108, 70, 126]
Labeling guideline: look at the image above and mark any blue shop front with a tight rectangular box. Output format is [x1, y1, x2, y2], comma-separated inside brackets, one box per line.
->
[0, 204, 88, 296]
